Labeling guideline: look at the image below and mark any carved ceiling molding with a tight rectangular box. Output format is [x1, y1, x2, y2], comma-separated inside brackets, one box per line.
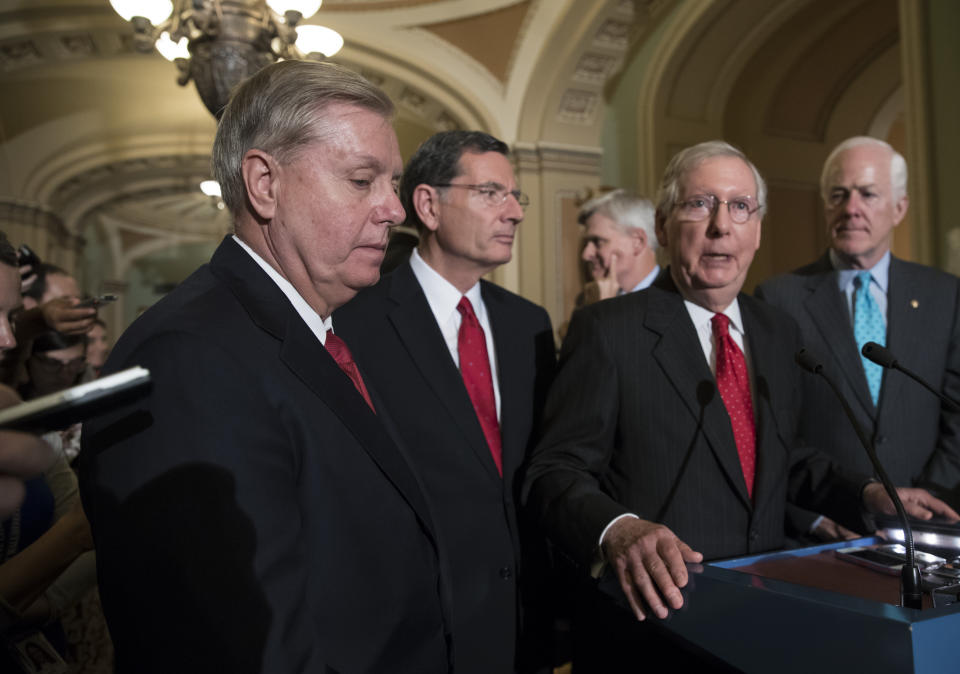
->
[513, 141, 603, 174]
[0, 199, 76, 245]
[555, 0, 672, 128]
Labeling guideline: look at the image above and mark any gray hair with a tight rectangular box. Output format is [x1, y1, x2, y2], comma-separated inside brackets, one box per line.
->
[579, 189, 658, 251]
[820, 136, 908, 202]
[212, 60, 395, 217]
[656, 140, 767, 220]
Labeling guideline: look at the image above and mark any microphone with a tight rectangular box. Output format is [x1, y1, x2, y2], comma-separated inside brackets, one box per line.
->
[861, 342, 960, 412]
[795, 348, 923, 609]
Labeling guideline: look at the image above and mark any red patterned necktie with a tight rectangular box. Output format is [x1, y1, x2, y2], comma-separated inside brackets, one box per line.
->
[711, 313, 756, 498]
[457, 296, 503, 476]
[325, 330, 375, 413]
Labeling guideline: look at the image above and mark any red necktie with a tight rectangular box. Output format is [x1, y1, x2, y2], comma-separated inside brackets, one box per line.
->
[325, 330, 375, 413]
[711, 313, 756, 498]
[457, 297, 503, 476]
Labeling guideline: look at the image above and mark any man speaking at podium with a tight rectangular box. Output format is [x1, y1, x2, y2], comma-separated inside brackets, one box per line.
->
[523, 140, 958, 670]
[757, 136, 960, 539]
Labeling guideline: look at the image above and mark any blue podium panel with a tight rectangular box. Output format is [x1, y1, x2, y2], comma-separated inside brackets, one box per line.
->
[638, 537, 960, 673]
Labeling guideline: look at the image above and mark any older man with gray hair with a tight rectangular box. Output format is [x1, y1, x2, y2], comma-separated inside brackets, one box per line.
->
[757, 136, 960, 540]
[80, 60, 451, 673]
[524, 139, 957, 671]
[578, 189, 660, 304]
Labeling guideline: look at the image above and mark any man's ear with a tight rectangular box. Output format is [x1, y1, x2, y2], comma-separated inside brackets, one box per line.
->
[241, 149, 279, 221]
[631, 228, 647, 254]
[412, 184, 442, 233]
[654, 212, 669, 248]
[892, 194, 909, 227]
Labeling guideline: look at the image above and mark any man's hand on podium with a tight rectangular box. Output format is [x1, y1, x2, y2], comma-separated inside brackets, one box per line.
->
[812, 515, 859, 542]
[601, 517, 703, 621]
[862, 484, 960, 522]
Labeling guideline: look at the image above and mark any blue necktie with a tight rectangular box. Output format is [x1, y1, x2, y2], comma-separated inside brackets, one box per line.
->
[853, 271, 885, 405]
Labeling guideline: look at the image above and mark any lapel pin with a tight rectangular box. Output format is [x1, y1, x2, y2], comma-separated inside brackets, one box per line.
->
[910, 299, 919, 309]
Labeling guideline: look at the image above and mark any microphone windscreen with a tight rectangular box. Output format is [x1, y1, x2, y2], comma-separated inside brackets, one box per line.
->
[862, 342, 896, 368]
[795, 349, 823, 374]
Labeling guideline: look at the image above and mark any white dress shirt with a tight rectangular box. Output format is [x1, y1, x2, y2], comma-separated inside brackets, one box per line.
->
[232, 235, 332, 344]
[409, 248, 502, 420]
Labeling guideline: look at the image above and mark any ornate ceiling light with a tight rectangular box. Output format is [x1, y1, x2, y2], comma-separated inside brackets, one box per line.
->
[110, 0, 344, 117]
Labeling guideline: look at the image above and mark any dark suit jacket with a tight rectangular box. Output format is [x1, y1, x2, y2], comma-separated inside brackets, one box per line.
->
[334, 260, 556, 674]
[79, 238, 450, 674]
[523, 272, 866, 568]
[756, 253, 960, 508]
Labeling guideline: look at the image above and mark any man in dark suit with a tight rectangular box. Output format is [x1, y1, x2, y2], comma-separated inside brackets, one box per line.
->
[335, 131, 556, 674]
[79, 61, 451, 673]
[522, 140, 957, 671]
[757, 136, 960, 539]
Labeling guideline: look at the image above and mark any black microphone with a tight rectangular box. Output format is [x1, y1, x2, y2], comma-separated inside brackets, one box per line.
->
[861, 342, 960, 412]
[795, 348, 923, 609]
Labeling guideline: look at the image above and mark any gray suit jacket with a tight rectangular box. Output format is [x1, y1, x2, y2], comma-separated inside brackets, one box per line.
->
[756, 253, 960, 510]
[523, 271, 866, 566]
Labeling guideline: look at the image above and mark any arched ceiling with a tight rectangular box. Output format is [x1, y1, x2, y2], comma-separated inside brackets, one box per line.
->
[0, 0, 589, 240]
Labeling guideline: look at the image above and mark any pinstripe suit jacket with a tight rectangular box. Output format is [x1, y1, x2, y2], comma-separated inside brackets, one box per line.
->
[524, 271, 865, 565]
[756, 252, 960, 504]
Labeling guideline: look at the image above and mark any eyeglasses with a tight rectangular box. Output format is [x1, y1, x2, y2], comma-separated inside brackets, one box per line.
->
[433, 183, 530, 209]
[674, 194, 761, 224]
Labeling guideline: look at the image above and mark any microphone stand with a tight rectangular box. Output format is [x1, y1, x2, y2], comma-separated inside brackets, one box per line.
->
[795, 349, 923, 609]
[861, 341, 960, 412]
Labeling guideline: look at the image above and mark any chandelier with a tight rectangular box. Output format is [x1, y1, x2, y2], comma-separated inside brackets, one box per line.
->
[110, 0, 344, 117]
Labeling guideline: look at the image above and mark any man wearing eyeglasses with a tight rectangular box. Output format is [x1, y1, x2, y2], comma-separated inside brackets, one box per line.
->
[757, 137, 960, 541]
[523, 140, 957, 670]
[334, 130, 556, 674]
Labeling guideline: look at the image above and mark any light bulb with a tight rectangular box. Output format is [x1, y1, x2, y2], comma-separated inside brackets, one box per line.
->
[109, 0, 173, 25]
[295, 25, 343, 58]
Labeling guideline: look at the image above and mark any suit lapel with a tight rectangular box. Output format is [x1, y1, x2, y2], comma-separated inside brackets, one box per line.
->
[883, 257, 918, 414]
[801, 255, 875, 415]
[646, 278, 752, 507]
[210, 239, 439, 534]
[386, 263, 502, 481]
[741, 298, 788, 515]
[484, 282, 522, 479]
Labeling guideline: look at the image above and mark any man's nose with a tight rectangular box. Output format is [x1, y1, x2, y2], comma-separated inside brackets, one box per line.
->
[582, 242, 596, 261]
[380, 189, 405, 227]
[503, 193, 525, 222]
[707, 202, 733, 236]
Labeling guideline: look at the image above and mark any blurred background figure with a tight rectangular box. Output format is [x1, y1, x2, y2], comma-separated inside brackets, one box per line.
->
[84, 321, 110, 379]
[577, 189, 659, 306]
[0, 232, 55, 521]
[22, 265, 80, 309]
[0, 231, 109, 673]
[21, 332, 88, 403]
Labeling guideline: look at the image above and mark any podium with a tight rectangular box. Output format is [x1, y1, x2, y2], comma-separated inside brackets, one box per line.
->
[638, 537, 960, 673]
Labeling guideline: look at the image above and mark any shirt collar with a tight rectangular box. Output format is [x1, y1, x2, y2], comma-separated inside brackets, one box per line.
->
[830, 248, 891, 294]
[628, 264, 661, 293]
[684, 296, 745, 336]
[231, 235, 332, 344]
[409, 247, 482, 323]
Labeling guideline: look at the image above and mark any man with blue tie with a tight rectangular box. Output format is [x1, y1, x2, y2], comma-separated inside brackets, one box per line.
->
[757, 136, 960, 539]
[523, 140, 957, 671]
